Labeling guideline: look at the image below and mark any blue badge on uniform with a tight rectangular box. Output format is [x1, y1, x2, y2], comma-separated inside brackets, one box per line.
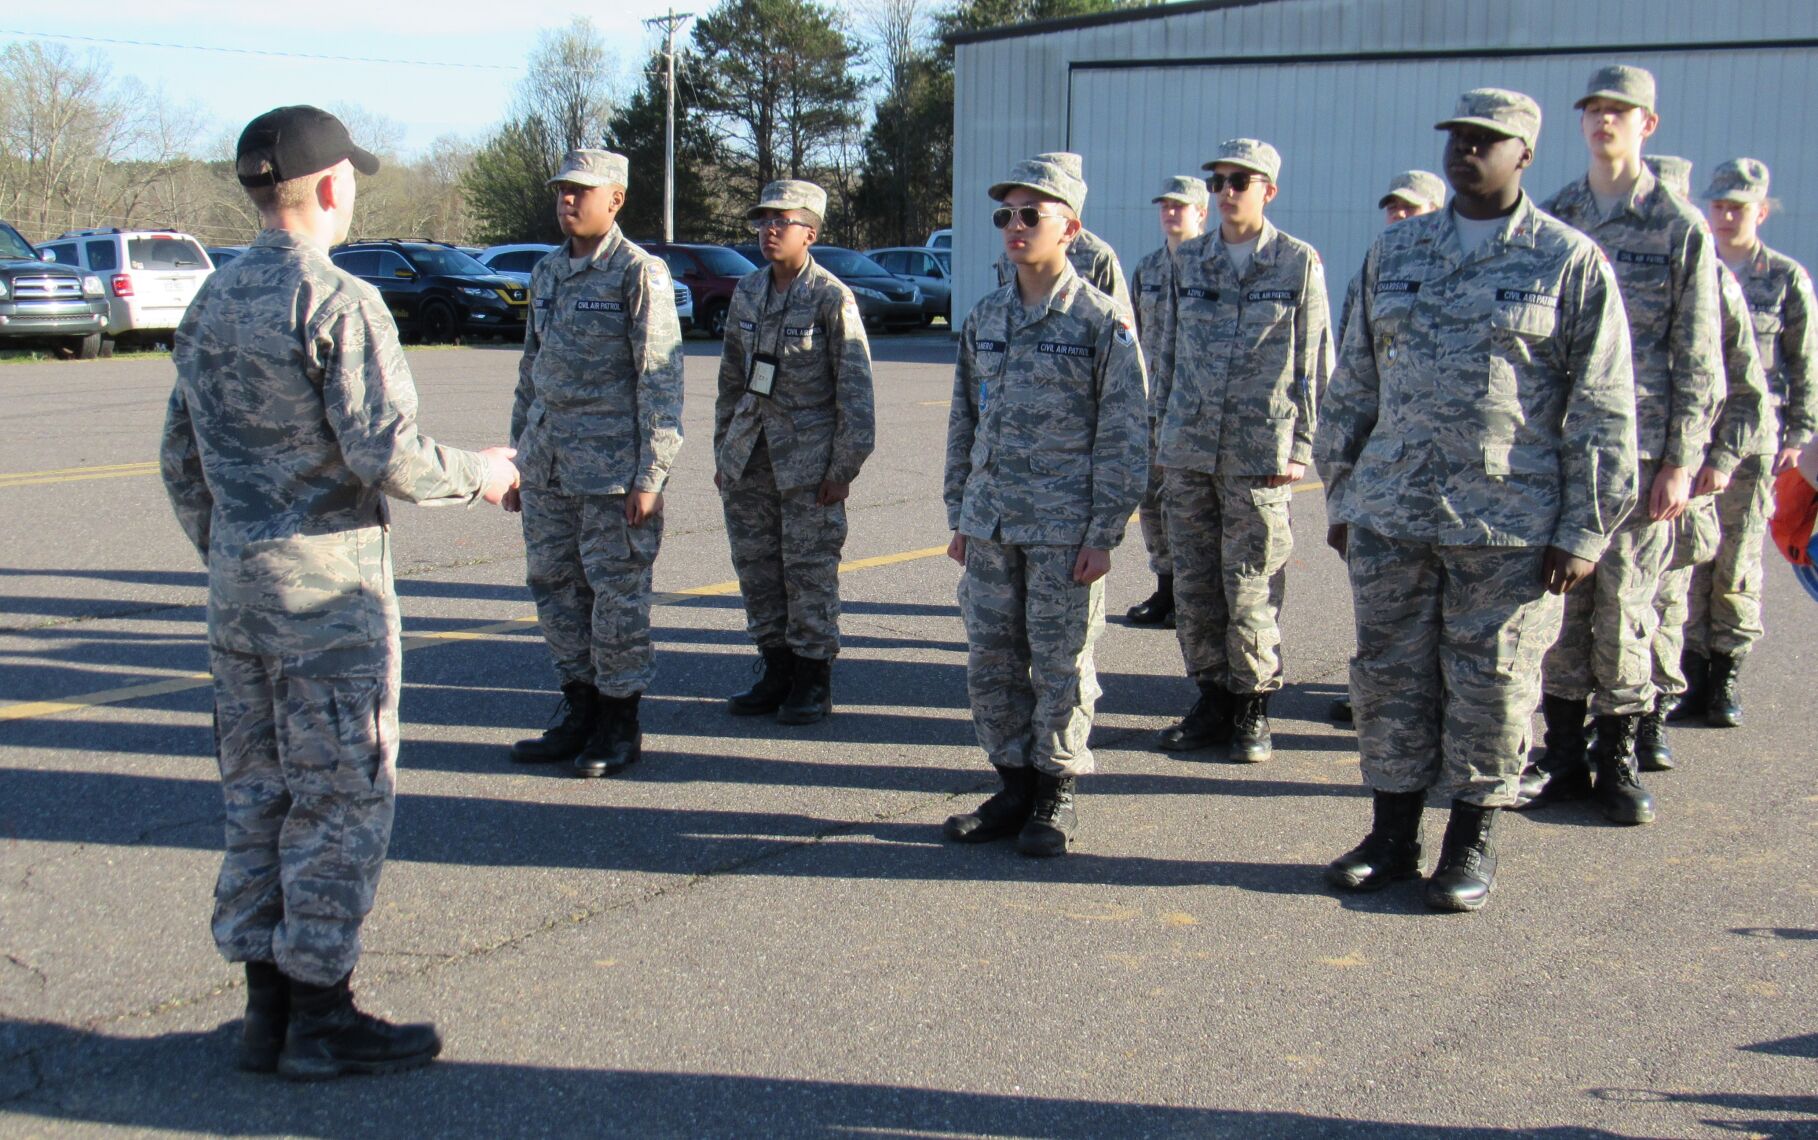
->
[978, 378, 988, 412]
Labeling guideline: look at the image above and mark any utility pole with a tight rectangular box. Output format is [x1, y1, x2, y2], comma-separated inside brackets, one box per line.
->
[644, 8, 694, 243]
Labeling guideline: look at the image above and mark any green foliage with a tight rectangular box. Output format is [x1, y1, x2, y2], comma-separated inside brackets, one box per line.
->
[461, 118, 563, 246]
[604, 50, 720, 242]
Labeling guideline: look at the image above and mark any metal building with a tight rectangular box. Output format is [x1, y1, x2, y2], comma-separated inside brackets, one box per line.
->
[949, 0, 1818, 321]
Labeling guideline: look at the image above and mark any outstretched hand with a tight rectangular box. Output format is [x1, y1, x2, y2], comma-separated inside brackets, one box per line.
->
[478, 446, 520, 508]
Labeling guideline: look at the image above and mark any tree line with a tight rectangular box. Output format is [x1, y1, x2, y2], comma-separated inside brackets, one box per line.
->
[0, 0, 1145, 254]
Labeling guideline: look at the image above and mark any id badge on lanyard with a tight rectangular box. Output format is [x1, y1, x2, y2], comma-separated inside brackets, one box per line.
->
[748, 352, 779, 397]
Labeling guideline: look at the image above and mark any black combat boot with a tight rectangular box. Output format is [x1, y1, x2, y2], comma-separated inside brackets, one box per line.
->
[1636, 695, 1675, 772]
[1424, 802, 1498, 912]
[777, 655, 832, 725]
[1589, 713, 1655, 825]
[574, 693, 641, 778]
[1126, 574, 1175, 627]
[276, 972, 442, 1081]
[1666, 651, 1710, 721]
[943, 765, 1037, 843]
[1511, 695, 1591, 810]
[239, 961, 288, 1073]
[1230, 692, 1272, 763]
[1156, 682, 1233, 753]
[1326, 790, 1425, 891]
[728, 646, 796, 716]
[1328, 697, 1354, 724]
[510, 681, 600, 764]
[1707, 652, 1744, 727]
[1016, 772, 1077, 857]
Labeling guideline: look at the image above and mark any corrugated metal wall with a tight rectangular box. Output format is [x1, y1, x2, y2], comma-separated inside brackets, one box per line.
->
[952, 0, 1818, 323]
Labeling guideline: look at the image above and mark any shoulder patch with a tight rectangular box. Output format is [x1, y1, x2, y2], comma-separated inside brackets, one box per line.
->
[1113, 321, 1134, 346]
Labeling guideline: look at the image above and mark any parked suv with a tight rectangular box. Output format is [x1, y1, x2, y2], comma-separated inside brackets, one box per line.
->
[38, 228, 213, 348]
[866, 246, 952, 325]
[0, 221, 111, 358]
[479, 241, 696, 330]
[637, 242, 758, 338]
[329, 239, 528, 342]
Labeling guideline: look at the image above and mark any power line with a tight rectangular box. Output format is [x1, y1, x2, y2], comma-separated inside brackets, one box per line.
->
[0, 29, 522, 72]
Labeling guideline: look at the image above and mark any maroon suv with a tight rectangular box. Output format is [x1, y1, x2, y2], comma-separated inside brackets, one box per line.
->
[636, 241, 759, 338]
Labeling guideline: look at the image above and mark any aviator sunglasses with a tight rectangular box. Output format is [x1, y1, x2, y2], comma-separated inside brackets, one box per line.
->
[1208, 171, 1269, 194]
[992, 205, 1066, 229]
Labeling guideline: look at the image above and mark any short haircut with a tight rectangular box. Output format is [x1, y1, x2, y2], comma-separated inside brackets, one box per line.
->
[797, 208, 823, 231]
[237, 155, 318, 212]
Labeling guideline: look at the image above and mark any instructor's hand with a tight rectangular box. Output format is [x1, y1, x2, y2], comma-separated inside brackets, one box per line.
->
[817, 479, 851, 507]
[1326, 523, 1348, 560]
[478, 446, 519, 508]
[1264, 460, 1307, 489]
[1648, 463, 1692, 522]
[1073, 546, 1111, 585]
[625, 490, 662, 526]
[1541, 545, 1595, 595]
[947, 532, 967, 565]
[1693, 465, 1730, 497]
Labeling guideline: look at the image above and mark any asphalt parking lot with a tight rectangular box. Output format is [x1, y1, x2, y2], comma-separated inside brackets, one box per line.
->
[1, 334, 1813, 1138]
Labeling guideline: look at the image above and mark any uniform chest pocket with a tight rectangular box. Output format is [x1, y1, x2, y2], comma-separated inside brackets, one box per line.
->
[782, 323, 822, 359]
[1491, 299, 1558, 348]
[1369, 290, 1418, 357]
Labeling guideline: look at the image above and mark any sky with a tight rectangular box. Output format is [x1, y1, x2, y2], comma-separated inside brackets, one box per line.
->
[3, 2, 872, 157]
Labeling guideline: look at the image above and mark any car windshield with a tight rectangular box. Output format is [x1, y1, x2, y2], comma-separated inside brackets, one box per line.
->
[128, 236, 208, 269]
[405, 246, 493, 276]
[0, 226, 37, 261]
[815, 249, 892, 278]
[691, 247, 757, 276]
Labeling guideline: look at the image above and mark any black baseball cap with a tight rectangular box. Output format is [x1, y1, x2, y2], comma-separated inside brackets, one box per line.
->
[235, 105, 380, 187]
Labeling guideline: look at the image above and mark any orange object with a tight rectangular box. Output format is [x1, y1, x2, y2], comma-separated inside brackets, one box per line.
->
[1770, 467, 1818, 566]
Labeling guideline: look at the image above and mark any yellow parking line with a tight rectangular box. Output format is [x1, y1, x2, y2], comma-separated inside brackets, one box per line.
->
[0, 545, 952, 724]
[0, 461, 160, 489]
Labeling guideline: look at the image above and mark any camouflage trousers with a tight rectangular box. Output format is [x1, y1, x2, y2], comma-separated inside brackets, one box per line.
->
[1348, 528, 1562, 807]
[1138, 464, 1172, 576]
[1687, 456, 1772, 660]
[1649, 498, 1721, 697]
[1542, 468, 1672, 716]
[521, 486, 663, 698]
[1163, 468, 1292, 694]
[958, 536, 1105, 777]
[722, 442, 847, 660]
[209, 632, 399, 986]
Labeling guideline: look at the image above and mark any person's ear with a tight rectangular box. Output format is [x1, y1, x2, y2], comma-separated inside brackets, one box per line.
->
[1640, 111, 1660, 140]
[1261, 182, 1279, 205]
[1517, 145, 1535, 171]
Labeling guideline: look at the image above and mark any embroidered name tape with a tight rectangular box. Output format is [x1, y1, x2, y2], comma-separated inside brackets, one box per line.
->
[1038, 341, 1095, 359]
[575, 299, 623, 312]
[783, 325, 814, 338]
[1181, 287, 1219, 301]
[534, 297, 553, 309]
[1247, 289, 1297, 302]
[1496, 289, 1559, 308]
[1375, 280, 1421, 295]
[1615, 250, 1670, 266]
[975, 339, 1005, 353]
[1138, 283, 1163, 293]
[738, 319, 757, 332]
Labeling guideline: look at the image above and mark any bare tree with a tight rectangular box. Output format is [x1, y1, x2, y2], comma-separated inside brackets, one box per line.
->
[516, 18, 620, 153]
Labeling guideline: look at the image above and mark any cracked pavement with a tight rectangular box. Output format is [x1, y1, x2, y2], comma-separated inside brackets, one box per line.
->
[1, 338, 1814, 1139]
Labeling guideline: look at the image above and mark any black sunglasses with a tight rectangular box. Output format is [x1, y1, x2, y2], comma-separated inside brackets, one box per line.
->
[992, 205, 1063, 229]
[1208, 171, 1268, 194]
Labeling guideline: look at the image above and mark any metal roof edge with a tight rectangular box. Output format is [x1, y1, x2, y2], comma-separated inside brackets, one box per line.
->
[945, 0, 1280, 48]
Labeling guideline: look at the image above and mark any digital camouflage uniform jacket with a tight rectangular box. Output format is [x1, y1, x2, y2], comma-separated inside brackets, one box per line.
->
[996, 227, 1131, 313]
[1150, 218, 1334, 475]
[1734, 240, 1817, 450]
[715, 255, 876, 491]
[511, 227, 684, 494]
[945, 263, 1148, 551]
[1316, 195, 1639, 562]
[1543, 168, 1722, 468]
[161, 229, 488, 654]
[1706, 262, 1776, 473]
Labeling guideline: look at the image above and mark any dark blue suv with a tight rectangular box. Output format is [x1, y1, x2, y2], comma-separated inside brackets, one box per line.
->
[329, 239, 528, 343]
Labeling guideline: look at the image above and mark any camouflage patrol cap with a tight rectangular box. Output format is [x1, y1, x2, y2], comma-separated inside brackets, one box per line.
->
[1154, 175, 1210, 208]
[1702, 158, 1771, 204]
[989, 156, 1087, 214]
[1033, 152, 1086, 180]
[748, 179, 828, 219]
[1203, 138, 1281, 182]
[1574, 64, 1657, 114]
[1645, 155, 1693, 198]
[548, 149, 629, 188]
[1435, 88, 1541, 149]
[1378, 170, 1446, 210]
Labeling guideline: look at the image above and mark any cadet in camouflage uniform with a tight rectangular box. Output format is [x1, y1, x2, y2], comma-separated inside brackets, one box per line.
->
[507, 149, 684, 779]
[992, 152, 1131, 311]
[1126, 175, 1210, 629]
[1148, 138, 1333, 764]
[1641, 156, 1773, 770]
[1675, 157, 1818, 724]
[942, 154, 1147, 857]
[716, 180, 875, 724]
[1520, 65, 1722, 826]
[1317, 89, 1637, 912]
[1328, 168, 1446, 726]
[161, 106, 518, 1079]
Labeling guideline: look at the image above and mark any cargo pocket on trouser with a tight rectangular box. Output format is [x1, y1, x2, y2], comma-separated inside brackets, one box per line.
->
[1227, 478, 1293, 690]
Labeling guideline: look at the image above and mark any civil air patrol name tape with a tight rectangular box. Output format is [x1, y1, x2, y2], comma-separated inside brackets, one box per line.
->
[576, 299, 623, 312]
[1615, 250, 1670, 266]
[1038, 341, 1095, 359]
[1495, 289, 1559, 307]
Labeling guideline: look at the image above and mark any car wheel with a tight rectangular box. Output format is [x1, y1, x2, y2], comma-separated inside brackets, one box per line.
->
[419, 301, 458, 344]
[97, 334, 115, 358]
[704, 299, 729, 339]
[59, 333, 102, 360]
